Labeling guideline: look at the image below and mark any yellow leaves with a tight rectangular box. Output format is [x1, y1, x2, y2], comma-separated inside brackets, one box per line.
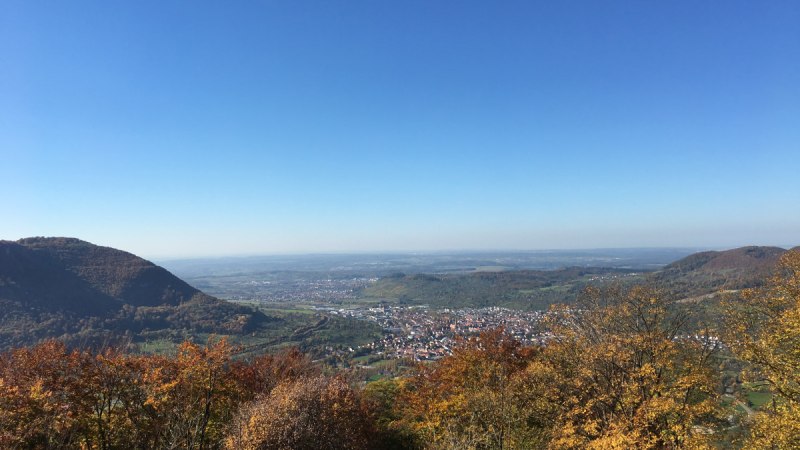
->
[542, 285, 720, 449]
[747, 404, 800, 449]
[585, 431, 638, 450]
[397, 328, 546, 449]
[27, 378, 50, 402]
[724, 249, 800, 447]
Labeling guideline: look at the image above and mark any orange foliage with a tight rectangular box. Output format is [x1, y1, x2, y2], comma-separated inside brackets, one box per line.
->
[0, 338, 327, 449]
[400, 328, 548, 449]
[229, 346, 318, 401]
[225, 375, 373, 450]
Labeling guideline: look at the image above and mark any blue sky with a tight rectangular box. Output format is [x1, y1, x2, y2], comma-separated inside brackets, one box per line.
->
[2, 1, 799, 258]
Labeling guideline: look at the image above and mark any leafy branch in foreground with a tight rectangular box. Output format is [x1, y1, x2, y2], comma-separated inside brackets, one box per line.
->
[724, 249, 800, 448]
[542, 285, 720, 449]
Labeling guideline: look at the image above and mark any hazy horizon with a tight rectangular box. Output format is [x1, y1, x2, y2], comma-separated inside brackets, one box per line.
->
[7, 235, 795, 261]
[3, 1, 798, 259]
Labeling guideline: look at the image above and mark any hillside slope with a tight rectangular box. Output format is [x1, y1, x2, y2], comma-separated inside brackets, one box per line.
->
[650, 246, 786, 299]
[0, 238, 270, 349]
[361, 267, 640, 310]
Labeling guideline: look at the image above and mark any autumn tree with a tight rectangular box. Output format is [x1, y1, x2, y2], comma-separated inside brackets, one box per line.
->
[724, 249, 800, 448]
[230, 346, 319, 401]
[144, 338, 241, 449]
[0, 337, 246, 449]
[0, 341, 87, 448]
[225, 375, 373, 450]
[400, 328, 548, 449]
[541, 285, 719, 449]
[362, 378, 421, 450]
[73, 348, 146, 449]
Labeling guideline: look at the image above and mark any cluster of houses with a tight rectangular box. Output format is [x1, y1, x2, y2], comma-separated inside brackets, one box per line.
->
[334, 305, 552, 361]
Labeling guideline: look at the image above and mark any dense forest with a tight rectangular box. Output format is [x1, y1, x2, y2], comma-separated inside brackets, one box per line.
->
[0, 238, 271, 349]
[2, 250, 798, 449]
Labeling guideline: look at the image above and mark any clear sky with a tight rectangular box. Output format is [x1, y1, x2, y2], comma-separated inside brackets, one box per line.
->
[2, 1, 799, 258]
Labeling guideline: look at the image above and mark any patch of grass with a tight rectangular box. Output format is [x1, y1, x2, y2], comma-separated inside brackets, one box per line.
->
[368, 359, 390, 367]
[747, 391, 772, 409]
[137, 339, 180, 355]
[366, 373, 385, 382]
[258, 306, 316, 315]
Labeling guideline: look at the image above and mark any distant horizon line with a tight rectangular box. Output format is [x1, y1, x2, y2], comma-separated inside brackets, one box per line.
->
[150, 244, 798, 263]
[5, 236, 795, 262]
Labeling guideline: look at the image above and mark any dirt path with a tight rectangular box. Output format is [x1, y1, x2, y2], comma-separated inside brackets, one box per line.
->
[723, 394, 755, 418]
[735, 398, 755, 417]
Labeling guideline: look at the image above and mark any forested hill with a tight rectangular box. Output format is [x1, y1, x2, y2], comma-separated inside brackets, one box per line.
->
[6, 237, 203, 310]
[0, 237, 270, 349]
[360, 267, 640, 310]
[650, 245, 787, 299]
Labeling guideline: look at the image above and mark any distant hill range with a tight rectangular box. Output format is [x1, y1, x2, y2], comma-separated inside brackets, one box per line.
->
[0, 237, 269, 349]
[651, 246, 789, 299]
[360, 266, 642, 310]
[359, 245, 794, 309]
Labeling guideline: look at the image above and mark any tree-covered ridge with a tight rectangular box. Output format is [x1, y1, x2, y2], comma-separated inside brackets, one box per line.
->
[361, 267, 640, 310]
[7, 237, 212, 308]
[652, 246, 786, 299]
[0, 238, 269, 349]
